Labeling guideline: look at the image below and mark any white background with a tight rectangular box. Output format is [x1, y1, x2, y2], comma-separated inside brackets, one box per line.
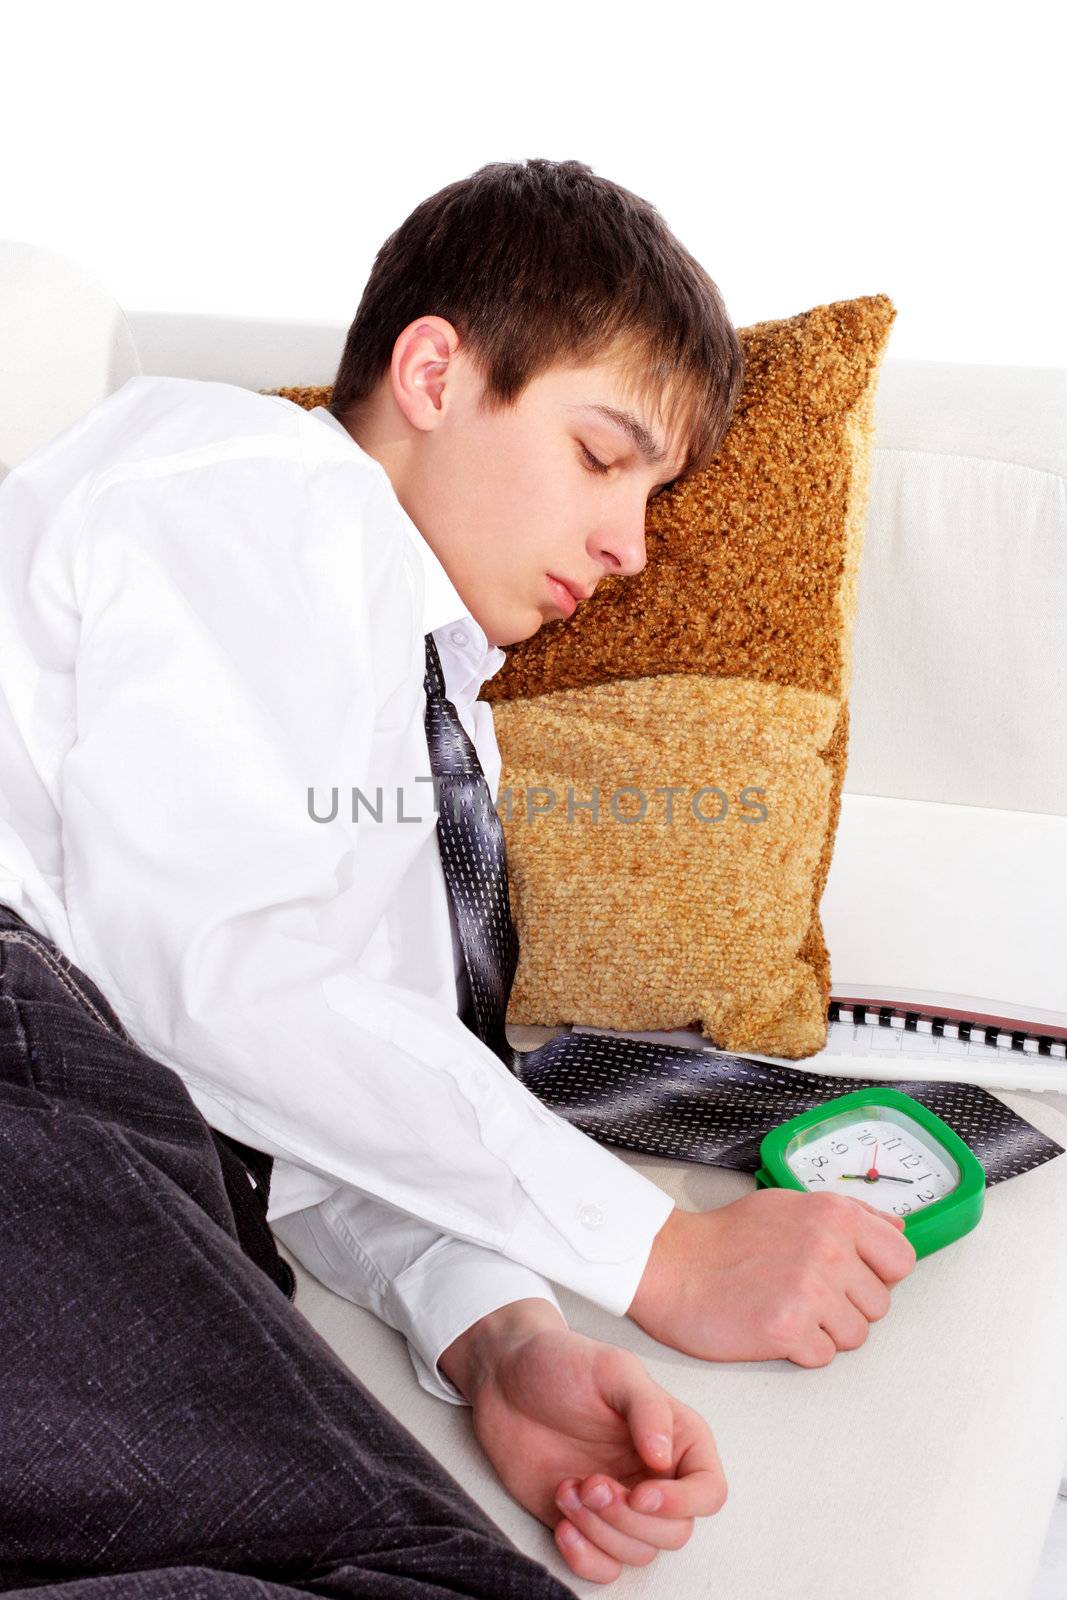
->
[2, 0, 1062, 365]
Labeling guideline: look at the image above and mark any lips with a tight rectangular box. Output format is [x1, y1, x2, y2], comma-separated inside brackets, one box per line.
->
[546, 574, 580, 616]
[546, 574, 584, 617]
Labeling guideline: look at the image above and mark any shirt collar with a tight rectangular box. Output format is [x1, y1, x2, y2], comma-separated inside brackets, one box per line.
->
[309, 406, 507, 692]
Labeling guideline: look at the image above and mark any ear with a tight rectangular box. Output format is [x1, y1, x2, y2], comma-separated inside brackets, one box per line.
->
[389, 316, 461, 432]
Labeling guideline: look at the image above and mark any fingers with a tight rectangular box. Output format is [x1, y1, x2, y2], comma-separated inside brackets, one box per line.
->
[555, 1476, 687, 1566]
[599, 1349, 728, 1510]
[851, 1205, 918, 1286]
[553, 1514, 626, 1583]
[638, 1402, 729, 1519]
[843, 1264, 892, 1325]
[849, 1196, 907, 1230]
[614, 1369, 729, 1516]
[554, 1440, 725, 1566]
[627, 1475, 707, 1521]
[613, 1401, 729, 1525]
[789, 1324, 838, 1366]
[554, 1360, 727, 1576]
[815, 1296, 870, 1353]
[787, 1198, 913, 1364]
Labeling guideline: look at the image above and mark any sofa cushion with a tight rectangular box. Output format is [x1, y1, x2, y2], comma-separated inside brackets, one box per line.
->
[276, 1083, 1067, 1599]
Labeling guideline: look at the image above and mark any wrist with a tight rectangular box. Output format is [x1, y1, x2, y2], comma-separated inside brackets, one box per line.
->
[626, 1203, 685, 1322]
[438, 1296, 567, 1402]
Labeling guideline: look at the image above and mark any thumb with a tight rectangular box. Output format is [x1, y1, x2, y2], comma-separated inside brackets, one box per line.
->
[851, 1197, 906, 1229]
[607, 1364, 675, 1470]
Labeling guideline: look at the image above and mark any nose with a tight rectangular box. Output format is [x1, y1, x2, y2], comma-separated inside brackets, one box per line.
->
[593, 498, 648, 579]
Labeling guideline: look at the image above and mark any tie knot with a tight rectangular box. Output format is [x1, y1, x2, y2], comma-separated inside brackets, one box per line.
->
[424, 632, 447, 699]
[422, 632, 483, 782]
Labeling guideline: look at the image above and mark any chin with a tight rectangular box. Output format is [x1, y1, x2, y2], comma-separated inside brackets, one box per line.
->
[517, 611, 549, 645]
[489, 608, 545, 648]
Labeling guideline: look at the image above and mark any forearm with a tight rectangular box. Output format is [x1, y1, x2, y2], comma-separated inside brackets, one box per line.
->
[438, 1295, 568, 1402]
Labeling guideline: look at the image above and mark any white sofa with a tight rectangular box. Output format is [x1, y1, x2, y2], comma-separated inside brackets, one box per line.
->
[4, 239, 1067, 1599]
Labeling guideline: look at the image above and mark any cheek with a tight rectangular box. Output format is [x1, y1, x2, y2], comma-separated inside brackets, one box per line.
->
[464, 447, 574, 576]
[510, 505, 569, 573]
[507, 439, 568, 505]
[470, 452, 537, 532]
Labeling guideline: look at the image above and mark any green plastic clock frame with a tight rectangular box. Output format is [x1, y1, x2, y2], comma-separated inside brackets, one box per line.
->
[753, 1085, 986, 1260]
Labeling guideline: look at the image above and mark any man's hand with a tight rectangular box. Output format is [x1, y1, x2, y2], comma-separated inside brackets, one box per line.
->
[440, 1298, 727, 1585]
[627, 1189, 918, 1367]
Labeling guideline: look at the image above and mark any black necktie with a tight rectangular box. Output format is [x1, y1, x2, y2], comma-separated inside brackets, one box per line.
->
[423, 633, 1061, 1187]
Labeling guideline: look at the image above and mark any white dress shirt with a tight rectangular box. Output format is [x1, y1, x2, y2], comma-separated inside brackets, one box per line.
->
[0, 375, 675, 1403]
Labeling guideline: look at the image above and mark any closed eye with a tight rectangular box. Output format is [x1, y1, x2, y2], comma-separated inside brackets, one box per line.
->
[581, 440, 674, 499]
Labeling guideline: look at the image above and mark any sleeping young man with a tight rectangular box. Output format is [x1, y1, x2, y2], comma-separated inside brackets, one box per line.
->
[0, 157, 915, 1591]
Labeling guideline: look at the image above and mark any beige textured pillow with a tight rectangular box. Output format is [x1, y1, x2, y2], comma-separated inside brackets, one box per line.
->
[478, 295, 897, 1058]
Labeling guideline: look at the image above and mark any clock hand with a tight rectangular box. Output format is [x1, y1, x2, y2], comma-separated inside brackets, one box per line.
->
[839, 1173, 915, 1184]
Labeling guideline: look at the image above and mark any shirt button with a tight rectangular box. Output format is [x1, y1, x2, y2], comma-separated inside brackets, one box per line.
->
[449, 627, 469, 647]
[578, 1203, 606, 1229]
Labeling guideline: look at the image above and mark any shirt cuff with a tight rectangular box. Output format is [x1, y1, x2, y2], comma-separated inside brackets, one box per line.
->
[503, 1132, 678, 1315]
[384, 1234, 566, 1406]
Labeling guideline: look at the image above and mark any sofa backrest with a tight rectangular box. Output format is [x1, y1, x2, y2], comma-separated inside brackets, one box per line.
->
[849, 357, 1066, 818]
[0, 239, 141, 482]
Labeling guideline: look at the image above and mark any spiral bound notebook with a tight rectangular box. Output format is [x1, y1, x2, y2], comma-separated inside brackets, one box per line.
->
[574, 989, 1067, 1095]
[742, 990, 1067, 1093]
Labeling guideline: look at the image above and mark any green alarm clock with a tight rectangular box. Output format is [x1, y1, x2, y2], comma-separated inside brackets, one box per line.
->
[754, 1086, 986, 1260]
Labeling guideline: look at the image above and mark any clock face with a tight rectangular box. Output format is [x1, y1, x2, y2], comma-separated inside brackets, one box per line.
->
[784, 1103, 961, 1218]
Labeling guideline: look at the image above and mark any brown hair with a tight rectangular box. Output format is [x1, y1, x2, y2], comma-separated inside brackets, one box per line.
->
[327, 158, 744, 490]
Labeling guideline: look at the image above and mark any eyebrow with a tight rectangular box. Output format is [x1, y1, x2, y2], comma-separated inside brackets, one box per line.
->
[567, 402, 673, 468]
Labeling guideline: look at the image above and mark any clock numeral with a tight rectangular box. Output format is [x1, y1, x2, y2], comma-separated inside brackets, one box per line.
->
[893, 1201, 913, 1217]
[914, 1171, 933, 1185]
[810, 1155, 829, 1168]
[807, 1172, 826, 1184]
[857, 1132, 877, 1146]
[917, 1188, 935, 1203]
[831, 1141, 848, 1155]
[900, 1153, 922, 1169]
[882, 1137, 903, 1152]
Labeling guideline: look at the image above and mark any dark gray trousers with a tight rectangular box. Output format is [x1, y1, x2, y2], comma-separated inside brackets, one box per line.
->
[0, 901, 569, 1599]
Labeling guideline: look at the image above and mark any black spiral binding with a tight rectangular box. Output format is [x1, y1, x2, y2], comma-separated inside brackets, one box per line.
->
[827, 1001, 1067, 1058]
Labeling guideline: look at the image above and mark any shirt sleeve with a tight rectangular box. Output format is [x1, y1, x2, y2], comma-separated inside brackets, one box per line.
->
[271, 1188, 567, 1407]
[62, 450, 676, 1320]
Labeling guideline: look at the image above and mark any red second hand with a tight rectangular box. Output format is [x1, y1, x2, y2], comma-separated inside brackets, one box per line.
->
[866, 1142, 880, 1181]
